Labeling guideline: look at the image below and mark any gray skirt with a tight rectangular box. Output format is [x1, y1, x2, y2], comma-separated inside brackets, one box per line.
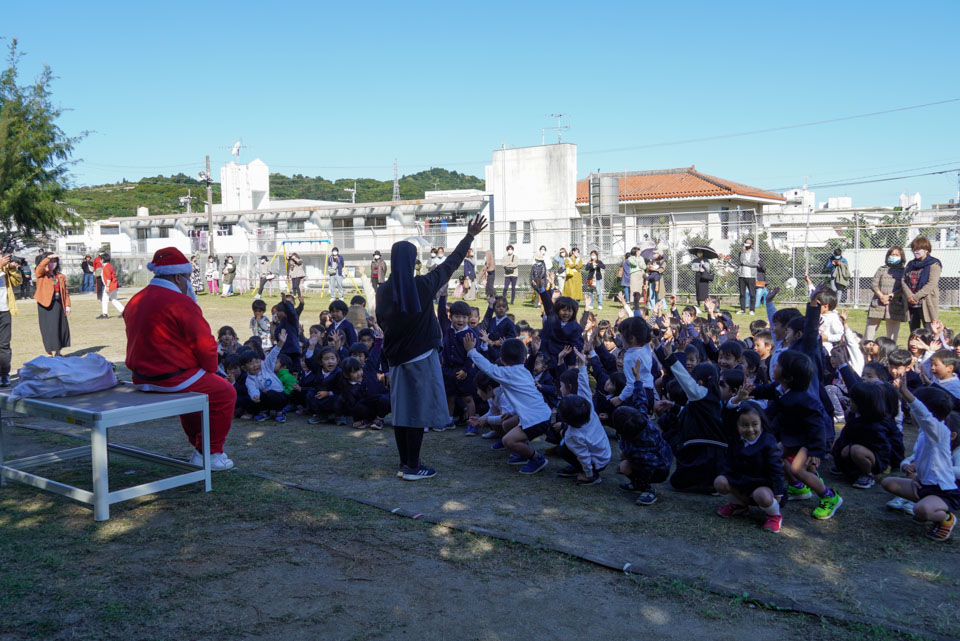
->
[389, 349, 449, 429]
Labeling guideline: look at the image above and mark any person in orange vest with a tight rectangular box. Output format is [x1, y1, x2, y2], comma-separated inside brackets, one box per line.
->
[96, 253, 125, 319]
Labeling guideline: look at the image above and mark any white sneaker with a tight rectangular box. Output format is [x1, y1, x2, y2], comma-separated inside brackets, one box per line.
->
[902, 500, 915, 517]
[481, 430, 497, 439]
[210, 452, 235, 471]
[749, 311, 755, 316]
[188, 449, 203, 466]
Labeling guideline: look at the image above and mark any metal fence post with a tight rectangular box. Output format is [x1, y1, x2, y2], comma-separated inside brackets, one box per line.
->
[670, 214, 678, 297]
[853, 215, 861, 308]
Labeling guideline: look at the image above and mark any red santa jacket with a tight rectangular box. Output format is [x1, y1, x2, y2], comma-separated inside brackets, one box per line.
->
[102, 263, 119, 292]
[124, 281, 218, 389]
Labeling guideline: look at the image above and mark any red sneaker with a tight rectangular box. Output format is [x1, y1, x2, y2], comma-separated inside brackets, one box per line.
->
[716, 503, 750, 518]
[762, 514, 782, 533]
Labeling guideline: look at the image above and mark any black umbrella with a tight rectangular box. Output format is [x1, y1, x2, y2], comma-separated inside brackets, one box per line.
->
[689, 245, 718, 260]
[640, 247, 660, 261]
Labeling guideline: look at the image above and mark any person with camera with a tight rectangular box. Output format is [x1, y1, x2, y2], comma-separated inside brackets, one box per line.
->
[825, 247, 850, 303]
[0, 255, 23, 386]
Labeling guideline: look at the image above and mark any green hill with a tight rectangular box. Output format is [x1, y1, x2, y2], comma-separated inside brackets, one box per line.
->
[63, 168, 485, 219]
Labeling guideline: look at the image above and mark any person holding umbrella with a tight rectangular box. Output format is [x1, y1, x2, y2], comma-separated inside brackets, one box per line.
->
[690, 246, 716, 308]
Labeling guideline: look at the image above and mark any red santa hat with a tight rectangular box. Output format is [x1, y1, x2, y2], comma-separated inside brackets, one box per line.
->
[147, 247, 193, 275]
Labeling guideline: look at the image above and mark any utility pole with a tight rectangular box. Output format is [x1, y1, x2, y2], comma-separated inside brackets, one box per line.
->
[197, 155, 215, 258]
[392, 159, 400, 202]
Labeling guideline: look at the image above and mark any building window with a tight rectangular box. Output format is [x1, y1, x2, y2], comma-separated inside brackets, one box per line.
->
[719, 208, 729, 240]
[136, 228, 148, 240]
[101, 225, 119, 236]
[286, 221, 304, 233]
[367, 216, 387, 229]
[570, 218, 582, 248]
[332, 218, 354, 249]
[66, 243, 85, 253]
[217, 224, 234, 236]
[771, 231, 787, 248]
[508, 222, 517, 244]
[522, 221, 531, 244]
[259, 222, 277, 232]
[67, 226, 83, 236]
[158, 226, 171, 238]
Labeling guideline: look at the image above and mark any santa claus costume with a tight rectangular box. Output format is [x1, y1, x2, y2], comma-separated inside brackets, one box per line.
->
[124, 247, 237, 470]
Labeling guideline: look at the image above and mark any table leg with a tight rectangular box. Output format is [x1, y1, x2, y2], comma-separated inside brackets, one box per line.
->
[201, 399, 211, 492]
[91, 425, 110, 521]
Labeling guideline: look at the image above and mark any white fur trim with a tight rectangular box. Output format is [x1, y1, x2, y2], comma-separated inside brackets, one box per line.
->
[148, 263, 193, 275]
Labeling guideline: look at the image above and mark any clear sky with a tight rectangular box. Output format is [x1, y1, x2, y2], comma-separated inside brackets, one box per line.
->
[5, 1, 959, 206]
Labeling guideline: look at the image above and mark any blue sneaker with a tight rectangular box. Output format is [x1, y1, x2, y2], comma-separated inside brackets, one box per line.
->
[465, 425, 479, 437]
[556, 464, 579, 478]
[274, 411, 286, 423]
[507, 452, 527, 465]
[401, 464, 437, 481]
[519, 454, 548, 475]
[253, 413, 268, 422]
[491, 439, 505, 450]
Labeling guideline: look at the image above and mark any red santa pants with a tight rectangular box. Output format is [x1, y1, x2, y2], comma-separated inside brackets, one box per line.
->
[178, 373, 236, 454]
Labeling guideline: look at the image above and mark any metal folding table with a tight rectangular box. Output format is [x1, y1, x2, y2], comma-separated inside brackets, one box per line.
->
[0, 384, 210, 521]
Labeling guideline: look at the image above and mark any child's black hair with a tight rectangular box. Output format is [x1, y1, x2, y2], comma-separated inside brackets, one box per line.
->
[340, 357, 363, 378]
[492, 295, 509, 309]
[741, 350, 764, 377]
[772, 307, 802, 328]
[533, 352, 552, 370]
[516, 320, 531, 333]
[222, 354, 240, 371]
[558, 368, 579, 394]
[252, 299, 267, 313]
[554, 296, 579, 316]
[557, 395, 591, 429]
[612, 405, 648, 440]
[329, 300, 349, 315]
[887, 349, 913, 368]
[349, 342, 369, 357]
[449, 301, 471, 317]
[776, 350, 815, 391]
[931, 349, 959, 372]
[358, 328, 375, 341]
[316, 346, 339, 366]
[683, 344, 703, 365]
[720, 368, 745, 393]
[862, 362, 892, 382]
[475, 372, 499, 393]
[238, 349, 260, 368]
[812, 286, 838, 310]
[748, 319, 768, 335]
[218, 325, 237, 339]
[692, 362, 721, 399]
[469, 306, 480, 317]
[500, 338, 526, 366]
[682, 305, 698, 317]
[718, 341, 743, 360]
[753, 330, 774, 347]
[350, 295, 366, 306]
[277, 353, 293, 369]
[848, 381, 890, 422]
[875, 337, 898, 365]
[914, 385, 953, 421]
[665, 379, 688, 405]
[786, 316, 805, 335]
[946, 412, 960, 449]
[607, 371, 627, 395]
[243, 337, 265, 360]
[619, 316, 651, 347]
[734, 400, 770, 430]
[910, 327, 933, 345]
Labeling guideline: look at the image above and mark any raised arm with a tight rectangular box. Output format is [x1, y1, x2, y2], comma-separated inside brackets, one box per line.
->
[664, 352, 707, 402]
[420, 216, 486, 296]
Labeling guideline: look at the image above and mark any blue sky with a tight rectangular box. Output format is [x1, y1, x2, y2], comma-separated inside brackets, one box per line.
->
[6, 1, 959, 206]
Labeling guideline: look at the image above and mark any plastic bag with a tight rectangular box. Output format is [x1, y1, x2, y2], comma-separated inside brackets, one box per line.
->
[10, 354, 118, 400]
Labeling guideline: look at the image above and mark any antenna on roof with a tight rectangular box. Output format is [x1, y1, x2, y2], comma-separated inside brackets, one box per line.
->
[545, 114, 569, 143]
[221, 139, 249, 162]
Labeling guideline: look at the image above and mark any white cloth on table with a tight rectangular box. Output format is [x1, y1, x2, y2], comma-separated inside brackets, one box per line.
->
[11, 354, 117, 400]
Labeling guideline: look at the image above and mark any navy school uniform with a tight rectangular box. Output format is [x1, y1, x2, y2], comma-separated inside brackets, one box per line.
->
[538, 288, 583, 374]
[533, 369, 557, 408]
[721, 431, 786, 497]
[786, 303, 835, 443]
[325, 318, 358, 351]
[836, 365, 904, 468]
[831, 414, 893, 477]
[308, 367, 342, 415]
[234, 371, 252, 413]
[276, 300, 303, 372]
[337, 377, 391, 422]
[751, 384, 830, 458]
[438, 297, 479, 397]
[588, 353, 617, 420]
[363, 343, 388, 396]
[618, 420, 674, 489]
[290, 367, 319, 407]
[480, 307, 517, 363]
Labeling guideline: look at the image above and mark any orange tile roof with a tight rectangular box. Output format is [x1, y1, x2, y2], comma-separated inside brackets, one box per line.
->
[575, 166, 785, 204]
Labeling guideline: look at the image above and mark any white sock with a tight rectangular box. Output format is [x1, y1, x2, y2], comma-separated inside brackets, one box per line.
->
[763, 501, 781, 516]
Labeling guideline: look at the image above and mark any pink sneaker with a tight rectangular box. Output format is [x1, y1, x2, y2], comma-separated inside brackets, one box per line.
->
[761, 514, 782, 533]
[716, 503, 750, 518]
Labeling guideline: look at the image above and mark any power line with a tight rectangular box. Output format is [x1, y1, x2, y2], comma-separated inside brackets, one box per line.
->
[789, 167, 960, 190]
[770, 161, 960, 191]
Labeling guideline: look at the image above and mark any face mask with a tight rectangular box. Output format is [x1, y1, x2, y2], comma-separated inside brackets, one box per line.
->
[833, 253, 841, 259]
[374, 254, 380, 259]
[507, 250, 513, 255]
[431, 253, 436, 258]
[887, 256, 901, 265]
[744, 244, 752, 250]
[332, 252, 338, 257]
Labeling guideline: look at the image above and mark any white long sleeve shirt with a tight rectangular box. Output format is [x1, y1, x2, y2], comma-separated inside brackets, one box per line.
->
[907, 398, 959, 491]
[468, 349, 551, 429]
[245, 345, 285, 400]
[562, 367, 612, 473]
[619, 345, 654, 403]
[819, 311, 844, 352]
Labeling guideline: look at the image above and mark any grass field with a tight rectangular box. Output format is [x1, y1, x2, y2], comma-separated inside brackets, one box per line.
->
[1, 287, 958, 641]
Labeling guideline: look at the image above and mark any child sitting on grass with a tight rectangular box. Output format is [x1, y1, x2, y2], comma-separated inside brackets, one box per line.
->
[881, 379, 960, 541]
[553, 348, 612, 485]
[713, 400, 785, 533]
[612, 405, 673, 506]
[465, 333, 552, 475]
[240, 330, 290, 423]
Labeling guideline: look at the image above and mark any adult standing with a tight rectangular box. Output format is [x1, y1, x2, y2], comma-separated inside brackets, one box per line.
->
[645, 250, 665, 310]
[327, 247, 345, 301]
[370, 251, 387, 292]
[737, 237, 759, 315]
[376, 215, 487, 480]
[0, 255, 22, 386]
[220, 255, 236, 297]
[80, 255, 94, 292]
[205, 255, 220, 295]
[255, 255, 272, 299]
[562, 247, 583, 301]
[627, 247, 645, 308]
[93, 252, 104, 303]
[190, 255, 203, 294]
[584, 250, 605, 311]
[619, 252, 631, 301]
[124, 247, 236, 471]
[463, 248, 476, 300]
[97, 254, 125, 319]
[288, 252, 305, 300]
[825, 248, 850, 303]
[903, 236, 941, 331]
[553, 248, 568, 293]
[691, 250, 712, 308]
[34, 253, 71, 357]
[483, 249, 496, 298]
[865, 246, 907, 341]
[18, 258, 32, 300]
[502, 244, 519, 304]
